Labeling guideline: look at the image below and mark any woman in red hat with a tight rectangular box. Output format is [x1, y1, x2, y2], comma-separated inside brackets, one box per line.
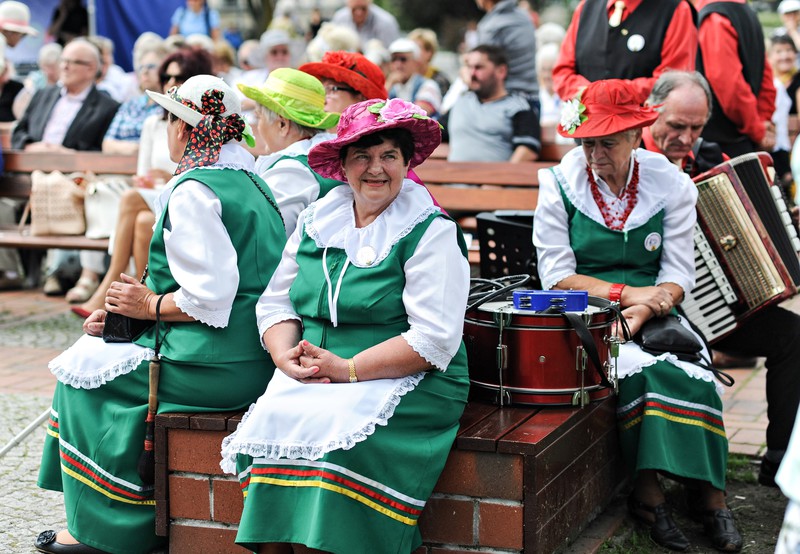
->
[533, 79, 742, 552]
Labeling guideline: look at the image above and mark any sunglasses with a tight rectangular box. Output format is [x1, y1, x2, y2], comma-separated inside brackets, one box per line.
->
[325, 84, 357, 95]
[160, 72, 187, 84]
[269, 48, 290, 56]
[391, 55, 409, 63]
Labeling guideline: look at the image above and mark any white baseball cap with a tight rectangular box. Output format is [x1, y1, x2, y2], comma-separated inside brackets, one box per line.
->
[779, 0, 800, 15]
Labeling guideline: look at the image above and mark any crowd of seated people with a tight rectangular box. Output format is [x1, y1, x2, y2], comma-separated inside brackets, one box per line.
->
[2, 1, 800, 553]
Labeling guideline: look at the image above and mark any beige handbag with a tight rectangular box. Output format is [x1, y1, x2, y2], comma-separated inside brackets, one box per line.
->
[22, 170, 87, 236]
[83, 172, 132, 239]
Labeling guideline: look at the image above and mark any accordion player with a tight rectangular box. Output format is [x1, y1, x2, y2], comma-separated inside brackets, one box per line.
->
[682, 152, 800, 342]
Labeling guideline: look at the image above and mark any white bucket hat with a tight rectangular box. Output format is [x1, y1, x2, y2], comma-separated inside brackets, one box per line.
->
[0, 1, 37, 36]
[147, 75, 243, 127]
[146, 75, 255, 174]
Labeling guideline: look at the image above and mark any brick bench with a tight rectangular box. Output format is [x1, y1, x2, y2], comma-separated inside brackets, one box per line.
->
[155, 395, 625, 553]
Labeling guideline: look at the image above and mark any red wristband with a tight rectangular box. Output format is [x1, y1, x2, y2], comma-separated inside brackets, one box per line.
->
[608, 283, 626, 304]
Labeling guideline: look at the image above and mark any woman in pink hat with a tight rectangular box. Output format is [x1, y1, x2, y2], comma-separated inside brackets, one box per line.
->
[221, 98, 469, 553]
[533, 79, 741, 552]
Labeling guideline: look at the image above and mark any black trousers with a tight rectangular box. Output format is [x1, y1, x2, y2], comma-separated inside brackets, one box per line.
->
[713, 305, 800, 451]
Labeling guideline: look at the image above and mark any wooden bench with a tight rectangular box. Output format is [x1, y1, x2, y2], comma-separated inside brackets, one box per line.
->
[155, 395, 624, 553]
[0, 150, 138, 283]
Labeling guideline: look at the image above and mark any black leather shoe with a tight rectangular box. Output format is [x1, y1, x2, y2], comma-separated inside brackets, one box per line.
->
[628, 496, 691, 551]
[758, 456, 780, 488]
[703, 509, 743, 552]
[34, 530, 108, 554]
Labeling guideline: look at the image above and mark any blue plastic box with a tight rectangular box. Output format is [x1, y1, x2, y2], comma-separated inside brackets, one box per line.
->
[512, 290, 589, 312]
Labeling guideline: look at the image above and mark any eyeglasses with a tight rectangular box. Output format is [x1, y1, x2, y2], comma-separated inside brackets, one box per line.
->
[137, 63, 159, 73]
[60, 58, 93, 67]
[391, 55, 409, 63]
[325, 84, 357, 95]
[160, 72, 186, 84]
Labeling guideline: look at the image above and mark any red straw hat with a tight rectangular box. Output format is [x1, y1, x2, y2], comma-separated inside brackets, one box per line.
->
[309, 98, 441, 182]
[299, 51, 387, 101]
[557, 79, 659, 138]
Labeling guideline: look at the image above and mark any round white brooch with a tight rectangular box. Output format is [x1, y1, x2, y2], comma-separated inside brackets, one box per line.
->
[357, 246, 377, 266]
[627, 34, 645, 52]
[644, 232, 662, 252]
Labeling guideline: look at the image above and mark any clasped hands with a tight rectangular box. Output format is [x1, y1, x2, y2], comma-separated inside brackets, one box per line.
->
[82, 273, 157, 337]
[614, 285, 675, 338]
[275, 340, 348, 384]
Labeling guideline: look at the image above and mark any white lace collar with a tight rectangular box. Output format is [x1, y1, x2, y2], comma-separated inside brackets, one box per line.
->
[553, 147, 675, 231]
[303, 179, 438, 268]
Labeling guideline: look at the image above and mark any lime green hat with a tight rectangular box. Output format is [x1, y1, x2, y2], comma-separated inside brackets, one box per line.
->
[238, 68, 340, 130]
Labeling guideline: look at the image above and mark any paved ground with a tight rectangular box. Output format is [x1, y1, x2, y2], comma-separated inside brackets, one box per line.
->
[0, 288, 787, 553]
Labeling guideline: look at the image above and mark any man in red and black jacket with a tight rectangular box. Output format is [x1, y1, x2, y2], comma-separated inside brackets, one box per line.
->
[553, 0, 697, 104]
[696, 0, 777, 157]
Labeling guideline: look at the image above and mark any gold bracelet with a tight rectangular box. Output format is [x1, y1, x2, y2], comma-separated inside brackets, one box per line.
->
[348, 358, 358, 383]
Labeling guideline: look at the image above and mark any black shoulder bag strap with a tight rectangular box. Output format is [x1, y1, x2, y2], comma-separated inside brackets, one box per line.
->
[562, 311, 613, 388]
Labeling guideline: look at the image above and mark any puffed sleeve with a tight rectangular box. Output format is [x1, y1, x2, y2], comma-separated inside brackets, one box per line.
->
[401, 216, 469, 371]
[164, 180, 239, 328]
[255, 212, 303, 342]
[656, 171, 697, 295]
[259, 157, 323, 238]
[533, 166, 578, 290]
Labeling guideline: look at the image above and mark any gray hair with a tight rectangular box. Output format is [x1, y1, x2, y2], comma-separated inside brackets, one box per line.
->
[38, 42, 62, 66]
[648, 70, 712, 121]
[257, 104, 322, 139]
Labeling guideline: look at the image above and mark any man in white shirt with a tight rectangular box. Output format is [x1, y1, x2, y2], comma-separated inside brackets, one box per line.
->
[385, 38, 442, 118]
[330, 0, 400, 50]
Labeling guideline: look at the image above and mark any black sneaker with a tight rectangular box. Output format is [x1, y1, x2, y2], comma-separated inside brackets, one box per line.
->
[758, 456, 780, 488]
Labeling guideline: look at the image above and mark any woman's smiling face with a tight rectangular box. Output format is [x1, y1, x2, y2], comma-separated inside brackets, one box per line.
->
[341, 137, 409, 216]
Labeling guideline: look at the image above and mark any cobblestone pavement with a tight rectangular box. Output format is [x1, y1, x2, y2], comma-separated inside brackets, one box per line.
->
[0, 393, 66, 553]
[1, 291, 81, 553]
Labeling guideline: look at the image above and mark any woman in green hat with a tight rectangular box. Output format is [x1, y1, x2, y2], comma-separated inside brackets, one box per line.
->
[239, 67, 341, 235]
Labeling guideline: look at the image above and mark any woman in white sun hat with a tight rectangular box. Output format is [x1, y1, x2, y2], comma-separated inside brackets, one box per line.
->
[34, 75, 287, 554]
[0, 0, 37, 47]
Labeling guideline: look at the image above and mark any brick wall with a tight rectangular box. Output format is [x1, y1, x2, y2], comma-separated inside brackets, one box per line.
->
[155, 397, 623, 553]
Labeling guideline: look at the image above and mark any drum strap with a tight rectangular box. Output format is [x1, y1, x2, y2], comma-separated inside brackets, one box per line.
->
[562, 312, 614, 389]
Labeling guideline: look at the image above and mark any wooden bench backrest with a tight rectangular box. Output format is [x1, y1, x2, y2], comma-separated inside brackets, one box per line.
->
[1, 150, 139, 199]
[414, 159, 551, 212]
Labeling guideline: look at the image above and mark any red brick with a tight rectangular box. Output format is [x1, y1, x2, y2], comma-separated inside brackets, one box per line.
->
[419, 496, 475, 545]
[431, 546, 497, 554]
[433, 449, 523, 500]
[169, 524, 246, 554]
[168, 475, 210, 520]
[168, 428, 228, 474]
[478, 501, 523, 550]
[213, 478, 244, 524]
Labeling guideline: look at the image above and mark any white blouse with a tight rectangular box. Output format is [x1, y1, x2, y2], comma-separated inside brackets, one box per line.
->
[254, 132, 337, 237]
[533, 147, 697, 295]
[50, 144, 257, 389]
[255, 180, 470, 371]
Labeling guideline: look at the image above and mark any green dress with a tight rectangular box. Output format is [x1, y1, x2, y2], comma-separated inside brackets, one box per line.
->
[224, 183, 470, 553]
[554, 170, 728, 490]
[37, 167, 286, 553]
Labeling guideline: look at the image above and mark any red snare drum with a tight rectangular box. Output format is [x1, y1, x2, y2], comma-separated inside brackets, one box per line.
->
[463, 297, 616, 406]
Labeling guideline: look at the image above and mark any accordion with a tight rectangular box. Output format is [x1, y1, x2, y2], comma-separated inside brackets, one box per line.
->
[681, 152, 800, 343]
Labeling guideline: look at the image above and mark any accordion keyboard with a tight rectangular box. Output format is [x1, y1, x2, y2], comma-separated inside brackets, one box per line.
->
[682, 224, 738, 342]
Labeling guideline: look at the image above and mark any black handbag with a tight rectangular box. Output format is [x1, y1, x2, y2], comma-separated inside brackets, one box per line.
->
[634, 314, 703, 360]
[102, 266, 154, 343]
[634, 314, 734, 387]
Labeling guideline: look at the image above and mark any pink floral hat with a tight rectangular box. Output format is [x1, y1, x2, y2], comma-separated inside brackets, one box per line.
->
[308, 98, 441, 182]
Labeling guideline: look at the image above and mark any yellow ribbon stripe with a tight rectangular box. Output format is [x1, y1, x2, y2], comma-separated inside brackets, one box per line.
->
[250, 476, 419, 526]
[46, 428, 59, 439]
[61, 464, 155, 506]
[622, 409, 727, 438]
